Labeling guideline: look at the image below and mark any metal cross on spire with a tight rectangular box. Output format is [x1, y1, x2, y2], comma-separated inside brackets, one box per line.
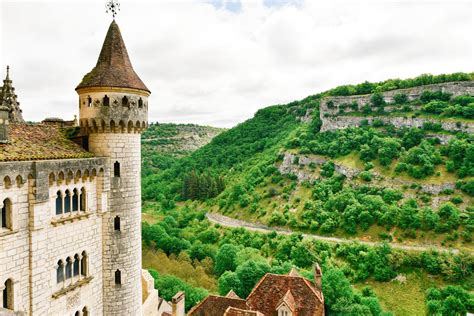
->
[105, 0, 120, 19]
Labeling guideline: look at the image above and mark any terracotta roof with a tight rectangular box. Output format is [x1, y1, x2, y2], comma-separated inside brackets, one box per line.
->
[226, 290, 241, 299]
[0, 124, 93, 162]
[224, 307, 263, 316]
[188, 295, 249, 316]
[246, 273, 324, 316]
[76, 21, 150, 93]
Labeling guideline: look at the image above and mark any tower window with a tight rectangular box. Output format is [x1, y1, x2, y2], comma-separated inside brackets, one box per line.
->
[57, 260, 64, 283]
[72, 189, 79, 212]
[64, 190, 71, 213]
[81, 251, 88, 277]
[82, 307, 89, 316]
[1, 198, 12, 229]
[73, 254, 80, 277]
[114, 216, 121, 231]
[87, 96, 92, 107]
[80, 187, 86, 211]
[122, 96, 129, 107]
[55, 191, 63, 215]
[114, 161, 120, 177]
[138, 98, 143, 108]
[115, 270, 121, 285]
[3, 279, 13, 310]
[103, 95, 110, 106]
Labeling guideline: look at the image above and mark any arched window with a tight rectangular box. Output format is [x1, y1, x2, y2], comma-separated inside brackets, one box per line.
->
[114, 216, 121, 231]
[65, 257, 72, 279]
[114, 161, 120, 177]
[72, 189, 79, 212]
[57, 260, 64, 283]
[87, 96, 92, 107]
[3, 279, 13, 310]
[74, 312, 79, 316]
[1, 198, 11, 229]
[55, 191, 62, 215]
[103, 95, 110, 106]
[115, 270, 121, 285]
[80, 187, 86, 212]
[81, 252, 87, 277]
[82, 306, 89, 316]
[64, 190, 71, 213]
[138, 98, 143, 108]
[73, 254, 80, 277]
[121, 96, 129, 107]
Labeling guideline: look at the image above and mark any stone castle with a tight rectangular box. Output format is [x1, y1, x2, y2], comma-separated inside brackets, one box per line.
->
[0, 19, 169, 315]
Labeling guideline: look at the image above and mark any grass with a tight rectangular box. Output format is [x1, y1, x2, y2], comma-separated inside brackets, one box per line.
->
[354, 270, 452, 316]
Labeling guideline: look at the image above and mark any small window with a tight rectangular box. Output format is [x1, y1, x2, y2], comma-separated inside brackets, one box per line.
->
[65, 257, 72, 279]
[114, 161, 120, 177]
[114, 216, 121, 231]
[64, 190, 71, 213]
[82, 307, 89, 316]
[115, 270, 121, 285]
[57, 260, 64, 283]
[87, 96, 92, 107]
[55, 191, 63, 215]
[73, 254, 80, 277]
[122, 96, 129, 107]
[75, 312, 80, 316]
[103, 95, 110, 106]
[1, 198, 11, 229]
[81, 252, 87, 277]
[72, 189, 79, 212]
[3, 279, 13, 310]
[80, 187, 86, 212]
[138, 98, 143, 108]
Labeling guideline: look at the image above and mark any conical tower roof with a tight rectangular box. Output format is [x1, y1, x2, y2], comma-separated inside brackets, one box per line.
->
[0, 66, 24, 123]
[76, 20, 150, 93]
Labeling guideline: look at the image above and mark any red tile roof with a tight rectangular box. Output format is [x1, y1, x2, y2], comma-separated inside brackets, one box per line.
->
[188, 295, 248, 316]
[224, 307, 263, 316]
[0, 124, 93, 162]
[276, 290, 296, 312]
[76, 21, 149, 93]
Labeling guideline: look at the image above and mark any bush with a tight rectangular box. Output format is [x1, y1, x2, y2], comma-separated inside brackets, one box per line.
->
[393, 93, 408, 104]
[359, 171, 373, 182]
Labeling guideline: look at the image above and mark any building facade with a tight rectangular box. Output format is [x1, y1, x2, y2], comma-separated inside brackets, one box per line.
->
[0, 19, 156, 316]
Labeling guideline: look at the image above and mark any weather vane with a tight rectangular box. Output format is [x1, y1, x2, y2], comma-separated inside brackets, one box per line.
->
[106, 0, 120, 19]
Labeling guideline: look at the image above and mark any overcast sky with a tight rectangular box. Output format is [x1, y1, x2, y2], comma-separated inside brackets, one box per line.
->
[1, 0, 472, 127]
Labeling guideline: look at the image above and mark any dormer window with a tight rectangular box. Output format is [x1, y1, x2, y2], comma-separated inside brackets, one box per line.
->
[103, 95, 110, 106]
[122, 96, 129, 107]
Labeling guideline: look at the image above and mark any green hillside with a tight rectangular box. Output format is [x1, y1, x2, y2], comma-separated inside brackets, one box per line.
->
[141, 72, 474, 315]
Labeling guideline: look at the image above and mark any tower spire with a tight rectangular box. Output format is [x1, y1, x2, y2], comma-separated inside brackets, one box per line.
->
[5, 65, 10, 81]
[0, 66, 24, 123]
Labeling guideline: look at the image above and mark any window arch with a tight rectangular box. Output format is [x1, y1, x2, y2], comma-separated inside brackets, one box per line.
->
[87, 96, 92, 108]
[80, 187, 86, 211]
[115, 270, 121, 285]
[55, 191, 63, 215]
[57, 260, 64, 283]
[74, 312, 80, 316]
[73, 254, 80, 277]
[72, 189, 79, 212]
[65, 257, 72, 279]
[1, 198, 12, 229]
[114, 216, 121, 231]
[64, 190, 71, 213]
[103, 95, 110, 106]
[114, 161, 120, 177]
[122, 96, 129, 107]
[81, 252, 88, 277]
[3, 279, 13, 310]
[3, 176, 11, 189]
[82, 306, 89, 316]
[138, 98, 143, 108]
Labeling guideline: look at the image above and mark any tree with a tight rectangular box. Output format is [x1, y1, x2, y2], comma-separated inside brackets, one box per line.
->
[218, 271, 241, 296]
[214, 244, 239, 276]
[235, 260, 271, 298]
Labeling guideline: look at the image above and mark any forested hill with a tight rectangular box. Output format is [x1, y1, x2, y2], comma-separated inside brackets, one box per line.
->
[142, 123, 225, 177]
[141, 72, 474, 315]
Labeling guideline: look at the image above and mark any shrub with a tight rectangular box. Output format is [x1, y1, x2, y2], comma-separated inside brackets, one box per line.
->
[393, 93, 408, 104]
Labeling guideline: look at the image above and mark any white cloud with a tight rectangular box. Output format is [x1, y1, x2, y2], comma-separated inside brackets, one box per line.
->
[1, 0, 472, 127]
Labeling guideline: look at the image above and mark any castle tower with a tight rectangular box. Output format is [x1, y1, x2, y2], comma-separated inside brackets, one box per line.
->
[76, 20, 150, 315]
[0, 66, 24, 123]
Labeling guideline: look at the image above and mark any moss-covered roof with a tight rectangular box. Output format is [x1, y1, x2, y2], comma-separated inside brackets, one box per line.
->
[75, 20, 149, 93]
[0, 124, 94, 162]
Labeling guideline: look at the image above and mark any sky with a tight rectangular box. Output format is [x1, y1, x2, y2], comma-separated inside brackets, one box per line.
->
[0, 0, 473, 127]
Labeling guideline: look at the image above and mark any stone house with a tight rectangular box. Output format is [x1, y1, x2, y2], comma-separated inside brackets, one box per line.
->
[0, 18, 162, 316]
[188, 265, 325, 316]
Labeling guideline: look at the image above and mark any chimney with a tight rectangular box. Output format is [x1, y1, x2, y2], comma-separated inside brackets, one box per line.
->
[313, 263, 322, 290]
[0, 105, 9, 144]
[172, 291, 185, 316]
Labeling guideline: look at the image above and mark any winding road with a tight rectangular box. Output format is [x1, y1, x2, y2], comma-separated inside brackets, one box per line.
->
[206, 213, 464, 254]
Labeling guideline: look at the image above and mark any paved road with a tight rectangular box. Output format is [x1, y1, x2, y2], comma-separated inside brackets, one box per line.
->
[206, 213, 463, 254]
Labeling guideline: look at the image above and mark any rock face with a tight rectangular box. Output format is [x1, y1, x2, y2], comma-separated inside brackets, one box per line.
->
[318, 81, 474, 132]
